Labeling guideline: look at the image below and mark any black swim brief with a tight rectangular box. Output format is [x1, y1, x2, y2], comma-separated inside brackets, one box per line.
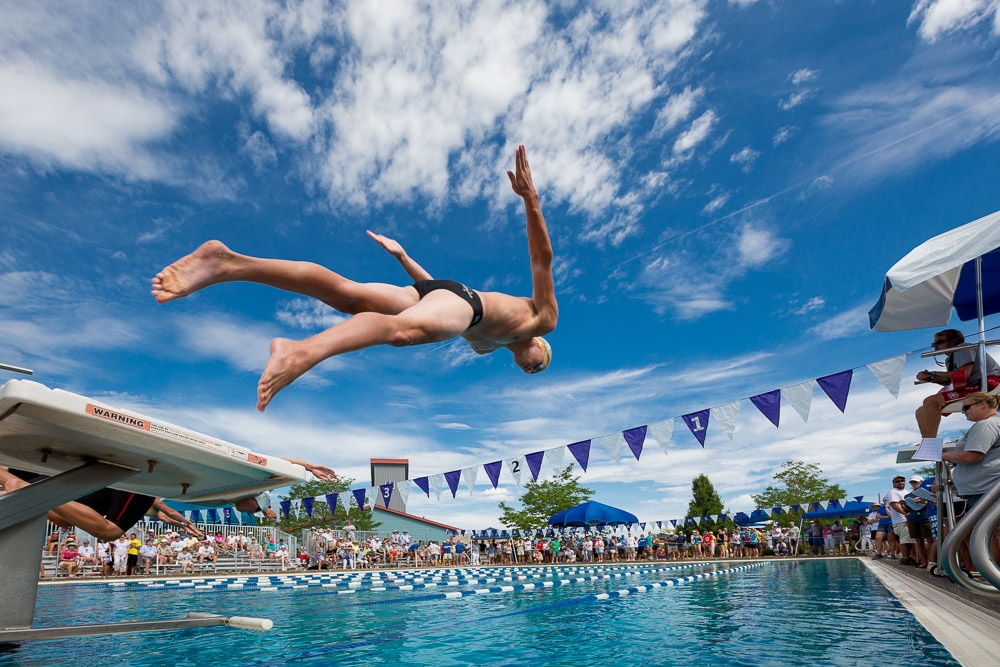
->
[413, 279, 483, 328]
[76, 488, 156, 532]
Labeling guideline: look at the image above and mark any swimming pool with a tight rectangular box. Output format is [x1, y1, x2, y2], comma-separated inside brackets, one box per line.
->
[2, 559, 958, 666]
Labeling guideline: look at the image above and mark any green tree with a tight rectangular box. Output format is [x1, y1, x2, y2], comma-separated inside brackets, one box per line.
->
[273, 476, 380, 533]
[497, 466, 595, 529]
[750, 460, 847, 523]
[687, 474, 724, 519]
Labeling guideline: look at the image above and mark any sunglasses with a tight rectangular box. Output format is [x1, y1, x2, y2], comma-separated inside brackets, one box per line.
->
[962, 402, 982, 412]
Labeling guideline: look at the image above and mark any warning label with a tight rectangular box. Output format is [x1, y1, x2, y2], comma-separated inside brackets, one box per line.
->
[86, 405, 150, 431]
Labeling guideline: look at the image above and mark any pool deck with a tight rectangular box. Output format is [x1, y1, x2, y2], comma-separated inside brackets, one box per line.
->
[862, 557, 1000, 667]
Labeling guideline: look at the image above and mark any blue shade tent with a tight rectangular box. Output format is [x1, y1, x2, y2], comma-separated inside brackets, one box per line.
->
[549, 501, 638, 527]
[734, 509, 772, 526]
[869, 209, 1000, 332]
[801, 501, 871, 520]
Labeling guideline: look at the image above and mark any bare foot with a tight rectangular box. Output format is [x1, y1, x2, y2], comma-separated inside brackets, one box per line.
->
[257, 338, 313, 411]
[151, 240, 234, 304]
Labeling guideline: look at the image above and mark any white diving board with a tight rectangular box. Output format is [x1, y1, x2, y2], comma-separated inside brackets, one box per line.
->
[0, 379, 304, 642]
[0, 379, 306, 501]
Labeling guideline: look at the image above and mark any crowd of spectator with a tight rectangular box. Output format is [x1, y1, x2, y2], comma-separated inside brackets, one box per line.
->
[41, 526, 294, 577]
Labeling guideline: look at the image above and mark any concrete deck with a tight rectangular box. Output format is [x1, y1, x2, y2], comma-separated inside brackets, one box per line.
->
[863, 558, 1000, 667]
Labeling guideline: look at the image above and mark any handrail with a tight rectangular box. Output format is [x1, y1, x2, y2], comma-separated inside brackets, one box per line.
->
[969, 478, 1000, 589]
[940, 471, 1000, 596]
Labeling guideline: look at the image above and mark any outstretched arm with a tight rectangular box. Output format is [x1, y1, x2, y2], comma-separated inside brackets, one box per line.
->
[507, 145, 557, 330]
[367, 230, 433, 282]
[280, 457, 338, 482]
[151, 499, 206, 539]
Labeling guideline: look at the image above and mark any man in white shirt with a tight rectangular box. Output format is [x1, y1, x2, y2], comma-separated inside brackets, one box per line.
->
[77, 540, 97, 568]
[139, 539, 158, 574]
[887, 475, 917, 565]
[197, 541, 217, 565]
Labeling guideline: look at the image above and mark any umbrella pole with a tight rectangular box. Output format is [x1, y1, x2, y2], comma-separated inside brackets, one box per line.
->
[977, 256, 988, 391]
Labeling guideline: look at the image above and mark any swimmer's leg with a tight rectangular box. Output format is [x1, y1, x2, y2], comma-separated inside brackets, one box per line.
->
[256, 291, 473, 411]
[0, 469, 126, 540]
[152, 240, 418, 314]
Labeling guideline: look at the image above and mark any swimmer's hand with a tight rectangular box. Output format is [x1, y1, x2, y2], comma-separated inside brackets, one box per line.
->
[281, 458, 338, 482]
[367, 230, 405, 259]
[507, 144, 537, 200]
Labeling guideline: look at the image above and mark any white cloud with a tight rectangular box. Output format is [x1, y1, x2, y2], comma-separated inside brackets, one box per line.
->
[653, 86, 704, 134]
[736, 225, 789, 267]
[0, 58, 177, 178]
[790, 68, 818, 86]
[772, 125, 796, 145]
[702, 191, 730, 214]
[672, 109, 718, 156]
[275, 298, 348, 331]
[908, 0, 1000, 42]
[729, 146, 760, 171]
[633, 222, 789, 319]
[806, 304, 874, 341]
[437, 422, 473, 431]
[793, 296, 826, 315]
[779, 90, 811, 110]
[820, 80, 1000, 184]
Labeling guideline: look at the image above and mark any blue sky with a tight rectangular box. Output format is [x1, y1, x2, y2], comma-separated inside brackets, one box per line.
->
[3, 0, 1000, 529]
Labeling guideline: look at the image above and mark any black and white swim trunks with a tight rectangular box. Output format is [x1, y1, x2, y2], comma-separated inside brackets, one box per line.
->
[413, 279, 483, 328]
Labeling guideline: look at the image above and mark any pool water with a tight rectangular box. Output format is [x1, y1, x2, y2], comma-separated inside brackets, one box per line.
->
[2, 559, 958, 666]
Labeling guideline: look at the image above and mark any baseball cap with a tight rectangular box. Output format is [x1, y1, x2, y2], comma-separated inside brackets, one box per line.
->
[909, 475, 924, 483]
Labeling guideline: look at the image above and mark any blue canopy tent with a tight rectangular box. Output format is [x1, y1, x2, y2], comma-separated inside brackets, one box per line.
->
[549, 501, 638, 527]
[734, 509, 772, 526]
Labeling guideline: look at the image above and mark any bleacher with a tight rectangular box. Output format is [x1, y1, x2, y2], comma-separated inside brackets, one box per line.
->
[40, 521, 302, 579]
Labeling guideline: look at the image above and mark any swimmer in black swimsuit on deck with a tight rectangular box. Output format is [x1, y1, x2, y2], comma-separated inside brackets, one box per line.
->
[153, 145, 558, 411]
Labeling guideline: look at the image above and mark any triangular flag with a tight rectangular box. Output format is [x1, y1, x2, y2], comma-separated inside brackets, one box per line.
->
[484, 461, 503, 489]
[273, 505, 285, 521]
[598, 433, 622, 464]
[302, 497, 314, 517]
[325, 493, 338, 515]
[444, 470, 462, 498]
[429, 474, 444, 500]
[646, 419, 673, 456]
[379, 483, 394, 508]
[505, 457, 525, 486]
[750, 390, 781, 428]
[710, 401, 740, 441]
[623, 426, 646, 460]
[525, 451, 545, 481]
[339, 491, 353, 511]
[682, 409, 710, 446]
[352, 488, 367, 510]
[818, 500, 828, 510]
[462, 466, 478, 495]
[817, 370, 852, 413]
[783, 380, 814, 423]
[854, 495, 865, 503]
[190, 509, 201, 524]
[545, 446, 565, 473]
[867, 355, 906, 398]
[670, 519, 677, 527]
[413, 477, 430, 498]
[567, 440, 591, 471]
[396, 480, 410, 506]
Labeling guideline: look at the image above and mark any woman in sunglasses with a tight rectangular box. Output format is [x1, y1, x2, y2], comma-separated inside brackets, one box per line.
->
[943, 392, 1000, 574]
